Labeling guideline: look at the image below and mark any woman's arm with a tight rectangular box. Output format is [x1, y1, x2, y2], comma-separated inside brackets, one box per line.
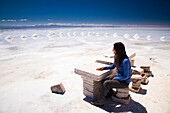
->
[114, 59, 131, 81]
[96, 63, 115, 71]
[103, 63, 115, 70]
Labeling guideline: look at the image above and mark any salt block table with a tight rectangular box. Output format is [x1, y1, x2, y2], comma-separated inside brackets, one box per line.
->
[74, 63, 112, 100]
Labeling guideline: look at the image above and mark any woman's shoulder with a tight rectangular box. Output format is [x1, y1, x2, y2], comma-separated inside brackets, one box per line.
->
[122, 57, 130, 64]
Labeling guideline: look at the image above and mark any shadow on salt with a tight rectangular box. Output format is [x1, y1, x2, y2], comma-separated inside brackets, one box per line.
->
[84, 97, 148, 113]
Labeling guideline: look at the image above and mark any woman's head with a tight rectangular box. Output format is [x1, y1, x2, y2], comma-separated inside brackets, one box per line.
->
[113, 42, 128, 67]
[113, 42, 126, 56]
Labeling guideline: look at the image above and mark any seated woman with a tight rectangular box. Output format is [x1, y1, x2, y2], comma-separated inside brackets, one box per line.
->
[91, 42, 131, 106]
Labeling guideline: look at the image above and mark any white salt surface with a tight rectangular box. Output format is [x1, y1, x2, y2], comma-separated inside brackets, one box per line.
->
[0, 27, 170, 113]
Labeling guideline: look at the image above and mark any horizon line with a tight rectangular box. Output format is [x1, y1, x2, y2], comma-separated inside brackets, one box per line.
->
[0, 22, 170, 30]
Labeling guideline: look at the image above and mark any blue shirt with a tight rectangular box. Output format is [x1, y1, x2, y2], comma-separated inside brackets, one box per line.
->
[103, 57, 131, 84]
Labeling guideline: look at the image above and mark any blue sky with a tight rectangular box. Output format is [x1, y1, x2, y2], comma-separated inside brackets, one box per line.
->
[0, 0, 170, 25]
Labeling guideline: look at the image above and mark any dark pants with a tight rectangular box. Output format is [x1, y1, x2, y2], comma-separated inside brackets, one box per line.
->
[98, 79, 129, 101]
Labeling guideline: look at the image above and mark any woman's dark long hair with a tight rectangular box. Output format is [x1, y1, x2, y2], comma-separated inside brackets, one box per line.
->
[114, 42, 128, 68]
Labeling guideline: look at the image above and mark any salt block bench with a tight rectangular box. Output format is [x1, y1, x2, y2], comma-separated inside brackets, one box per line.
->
[129, 74, 143, 93]
[140, 66, 152, 85]
[112, 88, 131, 104]
[131, 66, 152, 86]
[74, 63, 112, 100]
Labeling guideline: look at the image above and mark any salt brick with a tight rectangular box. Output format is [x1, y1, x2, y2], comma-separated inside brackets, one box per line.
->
[140, 66, 151, 72]
[116, 88, 129, 93]
[131, 74, 142, 80]
[83, 83, 101, 92]
[129, 87, 140, 93]
[116, 92, 129, 98]
[82, 78, 95, 85]
[83, 89, 99, 99]
[83, 90, 94, 98]
[132, 67, 144, 75]
[132, 84, 141, 89]
[112, 95, 131, 104]
[51, 83, 66, 94]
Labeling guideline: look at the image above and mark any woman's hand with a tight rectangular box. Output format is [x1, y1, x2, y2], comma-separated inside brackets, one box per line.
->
[109, 75, 114, 80]
[96, 67, 104, 71]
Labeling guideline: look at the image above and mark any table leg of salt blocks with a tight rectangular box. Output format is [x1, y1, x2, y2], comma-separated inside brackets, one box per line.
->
[74, 63, 112, 99]
[83, 77, 103, 99]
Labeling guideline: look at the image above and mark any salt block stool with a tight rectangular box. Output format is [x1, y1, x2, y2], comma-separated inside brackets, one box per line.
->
[112, 88, 131, 104]
[130, 74, 142, 93]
